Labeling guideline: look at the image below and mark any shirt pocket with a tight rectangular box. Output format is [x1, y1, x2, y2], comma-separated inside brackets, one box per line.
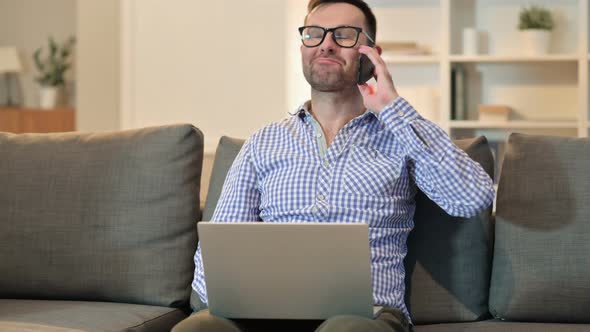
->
[343, 144, 402, 197]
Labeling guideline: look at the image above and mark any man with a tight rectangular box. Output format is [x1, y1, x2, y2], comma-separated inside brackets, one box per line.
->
[173, 0, 495, 331]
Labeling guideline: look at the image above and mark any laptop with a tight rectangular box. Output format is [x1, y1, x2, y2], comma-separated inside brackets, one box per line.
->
[197, 222, 375, 320]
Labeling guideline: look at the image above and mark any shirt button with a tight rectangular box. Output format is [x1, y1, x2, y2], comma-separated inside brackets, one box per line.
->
[312, 207, 319, 213]
[317, 194, 325, 201]
[323, 160, 330, 168]
[397, 110, 405, 117]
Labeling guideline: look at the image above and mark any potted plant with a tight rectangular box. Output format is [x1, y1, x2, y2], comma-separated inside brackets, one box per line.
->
[33, 36, 76, 109]
[518, 5, 554, 55]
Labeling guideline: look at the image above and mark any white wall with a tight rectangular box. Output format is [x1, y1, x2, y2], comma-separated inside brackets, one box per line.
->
[286, 0, 312, 111]
[0, 0, 76, 107]
[121, 0, 289, 153]
[76, 0, 121, 132]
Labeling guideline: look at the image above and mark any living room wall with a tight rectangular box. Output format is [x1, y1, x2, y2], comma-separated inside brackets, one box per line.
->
[76, 0, 121, 133]
[120, 0, 288, 154]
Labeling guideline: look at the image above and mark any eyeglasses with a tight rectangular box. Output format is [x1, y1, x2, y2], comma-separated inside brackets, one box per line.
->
[298, 25, 375, 48]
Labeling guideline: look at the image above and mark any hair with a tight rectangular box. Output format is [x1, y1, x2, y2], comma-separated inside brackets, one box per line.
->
[306, 0, 377, 44]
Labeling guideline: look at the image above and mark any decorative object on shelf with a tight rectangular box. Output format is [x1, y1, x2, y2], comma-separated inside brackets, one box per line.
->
[478, 105, 511, 122]
[378, 41, 430, 55]
[0, 47, 23, 107]
[462, 28, 479, 55]
[33, 36, 76, 109]
[451, 64, 467, 120]
[518, 5, 554, 55]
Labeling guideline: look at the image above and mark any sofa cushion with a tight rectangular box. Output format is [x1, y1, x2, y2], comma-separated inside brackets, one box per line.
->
[404, 136, 495, 324]
[414, 319, 590, 332]
[490, 133, 590, 323]
[0, 125, 203, 307]
[202, 136, 246, 221]
[203, 136, 494, 324]
[0, 299, 187, 332]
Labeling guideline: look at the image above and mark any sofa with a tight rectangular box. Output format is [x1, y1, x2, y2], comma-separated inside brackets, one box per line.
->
[1, 124, 589, 331]
[0, 125, 203, 331]
[200, 134, 590, 332]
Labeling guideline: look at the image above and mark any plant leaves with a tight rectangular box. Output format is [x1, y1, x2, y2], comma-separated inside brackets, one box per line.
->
[33, 35, 75, 86]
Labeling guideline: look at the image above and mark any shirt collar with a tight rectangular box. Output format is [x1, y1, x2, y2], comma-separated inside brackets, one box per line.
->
[288, 100, 379, 124]
[288, 101, 310, 115]
[287, 101, 312, 123]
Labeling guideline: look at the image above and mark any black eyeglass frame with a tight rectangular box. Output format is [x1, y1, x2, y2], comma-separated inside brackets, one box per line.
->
[298, 25, 375, 48]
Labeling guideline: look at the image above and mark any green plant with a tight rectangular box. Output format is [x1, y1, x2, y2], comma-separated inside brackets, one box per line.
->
[33, 36, 76, 87]
[518, 5, 554, 31]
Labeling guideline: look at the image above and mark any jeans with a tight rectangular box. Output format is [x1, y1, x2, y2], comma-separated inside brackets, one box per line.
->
[171, 291, 412, 332]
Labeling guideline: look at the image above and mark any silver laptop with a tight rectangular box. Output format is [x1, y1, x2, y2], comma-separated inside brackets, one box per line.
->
[198, 222, 374, 320]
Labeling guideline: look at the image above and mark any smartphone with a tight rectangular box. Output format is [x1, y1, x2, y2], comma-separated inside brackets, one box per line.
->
[357, 54, 375, 84]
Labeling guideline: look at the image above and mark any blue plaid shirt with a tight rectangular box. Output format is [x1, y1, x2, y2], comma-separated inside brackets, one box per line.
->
[192, 97, 495, 320]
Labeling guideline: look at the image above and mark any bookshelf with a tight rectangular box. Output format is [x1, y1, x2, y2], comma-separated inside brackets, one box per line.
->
[368, 0, 590, 182]
[449, 120, 579, 129]
[382, 55, 440, 64]
[449, 54, 579, 63]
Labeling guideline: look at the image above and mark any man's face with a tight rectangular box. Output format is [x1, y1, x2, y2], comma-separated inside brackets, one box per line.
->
[301, 3, 370, 92]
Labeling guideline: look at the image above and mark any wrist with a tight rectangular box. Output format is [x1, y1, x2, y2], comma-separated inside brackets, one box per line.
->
[376, 94, 400, 114]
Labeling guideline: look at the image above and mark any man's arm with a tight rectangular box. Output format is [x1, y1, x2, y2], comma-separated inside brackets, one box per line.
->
[211, 138, 262, 221]
[380, 98, 495, 217]
[357, 45, 494, 218]
[193, 138, 261, 307]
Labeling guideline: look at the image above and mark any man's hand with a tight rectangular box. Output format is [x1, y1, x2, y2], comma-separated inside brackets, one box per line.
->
[357, 45, 400, 113]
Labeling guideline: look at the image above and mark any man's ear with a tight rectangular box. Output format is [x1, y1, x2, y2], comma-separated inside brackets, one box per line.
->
[376, 45, 382, 55]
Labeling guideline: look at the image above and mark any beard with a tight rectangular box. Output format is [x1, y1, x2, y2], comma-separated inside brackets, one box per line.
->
[303, 59, 358, 92]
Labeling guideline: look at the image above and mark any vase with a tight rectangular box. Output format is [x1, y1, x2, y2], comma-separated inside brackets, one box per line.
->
[39, 86, 62, 109]
[520, 30, 551, 55]
[462, 28, 479, 55]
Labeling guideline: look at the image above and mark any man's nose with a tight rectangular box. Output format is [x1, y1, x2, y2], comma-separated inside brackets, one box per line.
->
[320, 32, 338, 54]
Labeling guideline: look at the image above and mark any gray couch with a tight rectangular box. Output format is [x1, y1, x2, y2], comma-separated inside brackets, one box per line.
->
[1, 125, 589, 331]
[1, 125, 203, 331]
[202, 134, 590, 331]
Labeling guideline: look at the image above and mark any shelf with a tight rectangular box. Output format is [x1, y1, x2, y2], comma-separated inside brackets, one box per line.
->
[450, 121, 579, 129]
[382, 54, 439, 64]
[0, 107, 76, 133]
[0, 107, 74, 112]
[450, 54, 579, 63]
